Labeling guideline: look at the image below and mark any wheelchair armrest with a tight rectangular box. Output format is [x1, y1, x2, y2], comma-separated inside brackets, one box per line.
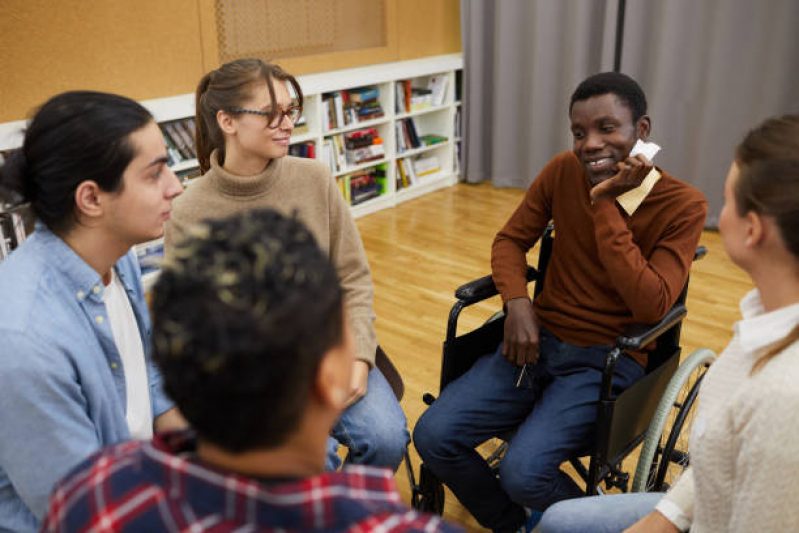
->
[615, 303, 688, 352]
[454, 266, 539, 306]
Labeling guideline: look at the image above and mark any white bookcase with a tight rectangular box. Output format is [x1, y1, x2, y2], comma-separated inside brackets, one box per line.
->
[0, 54, 464, 288]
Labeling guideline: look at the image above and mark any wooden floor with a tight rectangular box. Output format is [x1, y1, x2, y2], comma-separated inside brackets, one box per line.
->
[355, 182, 753, 532]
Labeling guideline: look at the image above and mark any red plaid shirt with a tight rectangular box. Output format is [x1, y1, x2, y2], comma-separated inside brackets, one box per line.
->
[42, 432, 460, 532]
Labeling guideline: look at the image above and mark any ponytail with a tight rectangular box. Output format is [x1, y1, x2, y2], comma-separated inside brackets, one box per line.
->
[751, 324, 799, 374]
[195, 72, 216, 174]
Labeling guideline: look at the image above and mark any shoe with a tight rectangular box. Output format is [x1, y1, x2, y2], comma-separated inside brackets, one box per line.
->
[516, 507, 543, 533]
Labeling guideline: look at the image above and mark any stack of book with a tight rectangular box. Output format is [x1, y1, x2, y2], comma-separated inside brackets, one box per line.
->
[322, 87, 384, 132]
[336, 164, 386, 206]
[160, 118, 197, 167]
[344, 128, 385, 166]
[322, 128, 386, 174]
[288, 141, 315, 159]
[396, 154, 442, 190]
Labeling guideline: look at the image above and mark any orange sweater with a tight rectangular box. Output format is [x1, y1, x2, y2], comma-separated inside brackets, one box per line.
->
[492, 152, 707, 366]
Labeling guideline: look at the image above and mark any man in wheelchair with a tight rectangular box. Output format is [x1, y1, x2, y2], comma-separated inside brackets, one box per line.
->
[413, 72, 708, 532]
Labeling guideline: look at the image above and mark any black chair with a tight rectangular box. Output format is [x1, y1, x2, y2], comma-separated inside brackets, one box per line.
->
[410, 225, 712, 513]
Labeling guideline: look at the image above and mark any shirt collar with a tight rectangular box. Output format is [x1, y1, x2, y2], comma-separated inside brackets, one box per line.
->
[736, 289, 799, 353]
[33, 223, 107, 300]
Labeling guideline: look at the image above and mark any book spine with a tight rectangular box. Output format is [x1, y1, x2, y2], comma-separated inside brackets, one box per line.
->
[173, 121, 196, 159]
[10, 212, 26, 247]
[334, 94, 345, 131]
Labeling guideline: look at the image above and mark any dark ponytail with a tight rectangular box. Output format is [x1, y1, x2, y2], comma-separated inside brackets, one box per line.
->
[195, 72, 217, 176]
[0, 91, 153, 235]
[195, 59, 303, 174]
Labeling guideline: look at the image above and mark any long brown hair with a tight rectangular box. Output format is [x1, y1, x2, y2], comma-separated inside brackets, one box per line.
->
[195, 59, 303, 173]
[734, 115, 799, 373]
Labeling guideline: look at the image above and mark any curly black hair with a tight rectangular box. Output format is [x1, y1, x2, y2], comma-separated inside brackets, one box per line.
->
[569, 72, 648, 123]
[151, 208, 343, 452]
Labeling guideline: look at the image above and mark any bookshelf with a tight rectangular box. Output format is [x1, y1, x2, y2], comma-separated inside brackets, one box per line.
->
[0, 54, 463, 281]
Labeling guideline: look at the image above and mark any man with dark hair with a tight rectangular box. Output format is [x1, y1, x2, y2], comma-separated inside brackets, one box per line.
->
[41, 209, 460, 533]
[414, 72, 707, 532]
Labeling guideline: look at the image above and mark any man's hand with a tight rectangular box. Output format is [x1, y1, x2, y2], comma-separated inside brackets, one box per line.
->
[623, 511, 680, 533]
[345, 360, 370, 407]
[590, 154, 653, 203]
[502, 298, 540, 366]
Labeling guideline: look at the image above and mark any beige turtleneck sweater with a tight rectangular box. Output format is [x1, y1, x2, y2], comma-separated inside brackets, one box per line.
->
[164, 151, 377, 367]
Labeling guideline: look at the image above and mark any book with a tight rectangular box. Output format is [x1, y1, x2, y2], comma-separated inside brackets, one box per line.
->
[333, 94, 345, 131]
[164, 123, 193, 160]
[396, 159, 408, 189]
[420, 134, 448, 146]
[293, 116, 309, 135]
[173, 120, 196, 158]
[414, 154, 441, 178]
[410, 88, 433, 111]
[9, 212, 26, 248]
[349, 87, 379, 103]
[428, 75, 449, 106]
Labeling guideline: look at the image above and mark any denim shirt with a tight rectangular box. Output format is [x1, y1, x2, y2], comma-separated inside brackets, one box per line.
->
[0, 226, 173, 532]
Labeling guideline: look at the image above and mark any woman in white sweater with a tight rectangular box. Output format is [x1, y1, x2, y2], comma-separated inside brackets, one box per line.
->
[539, 114, 799, 533]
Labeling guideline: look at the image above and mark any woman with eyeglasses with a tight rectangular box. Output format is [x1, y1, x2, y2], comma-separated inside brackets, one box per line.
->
[165, 59, 409, 473]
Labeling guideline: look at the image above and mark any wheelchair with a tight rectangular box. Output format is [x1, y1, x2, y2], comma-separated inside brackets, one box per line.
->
[408, 225, 715, 514]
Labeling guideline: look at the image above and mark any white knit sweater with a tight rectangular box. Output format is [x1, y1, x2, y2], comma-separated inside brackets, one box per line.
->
[658, 290, 799, 532]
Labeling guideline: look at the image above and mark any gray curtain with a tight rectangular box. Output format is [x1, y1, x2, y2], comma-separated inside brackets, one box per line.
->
[461, 0, 799, 226]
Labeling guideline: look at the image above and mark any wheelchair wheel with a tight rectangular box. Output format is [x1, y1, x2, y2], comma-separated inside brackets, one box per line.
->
[416, 463, 445, 515]
[632, 348, 716, 492]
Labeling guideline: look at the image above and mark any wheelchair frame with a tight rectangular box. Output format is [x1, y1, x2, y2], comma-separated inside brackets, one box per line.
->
[410, 225, 709, 513]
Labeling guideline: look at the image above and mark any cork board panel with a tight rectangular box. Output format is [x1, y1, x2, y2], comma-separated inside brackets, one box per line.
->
[0, 0, 208, 122]
[200, 0, 400, 75]
[215, 0, 387, 62]
[396, 0, 461, 61]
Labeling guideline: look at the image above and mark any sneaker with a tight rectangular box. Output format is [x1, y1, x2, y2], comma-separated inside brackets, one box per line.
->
[516, 507, 543, 533]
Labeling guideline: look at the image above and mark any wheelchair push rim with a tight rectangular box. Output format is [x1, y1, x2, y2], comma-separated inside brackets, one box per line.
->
[632, 348, 716, 493]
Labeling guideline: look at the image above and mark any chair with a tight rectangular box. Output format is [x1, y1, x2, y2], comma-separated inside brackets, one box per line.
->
[411, 225, 713, 513]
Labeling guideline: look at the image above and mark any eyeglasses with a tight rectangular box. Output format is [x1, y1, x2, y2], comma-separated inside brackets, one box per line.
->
[227, 105, 303, 129]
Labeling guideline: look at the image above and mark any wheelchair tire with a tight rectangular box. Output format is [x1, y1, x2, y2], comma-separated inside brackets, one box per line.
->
[415, 463, 446, 515]
[632, 348, 716, 493]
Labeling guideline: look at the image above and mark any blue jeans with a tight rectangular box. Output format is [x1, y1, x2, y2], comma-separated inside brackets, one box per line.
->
[413, 328, 645, 532]
[539, 492, 664, 533]
[326, 366, 410, 471]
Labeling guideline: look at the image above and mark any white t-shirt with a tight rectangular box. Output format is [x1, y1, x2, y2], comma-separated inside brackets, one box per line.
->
[103, 270, 153, 440]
